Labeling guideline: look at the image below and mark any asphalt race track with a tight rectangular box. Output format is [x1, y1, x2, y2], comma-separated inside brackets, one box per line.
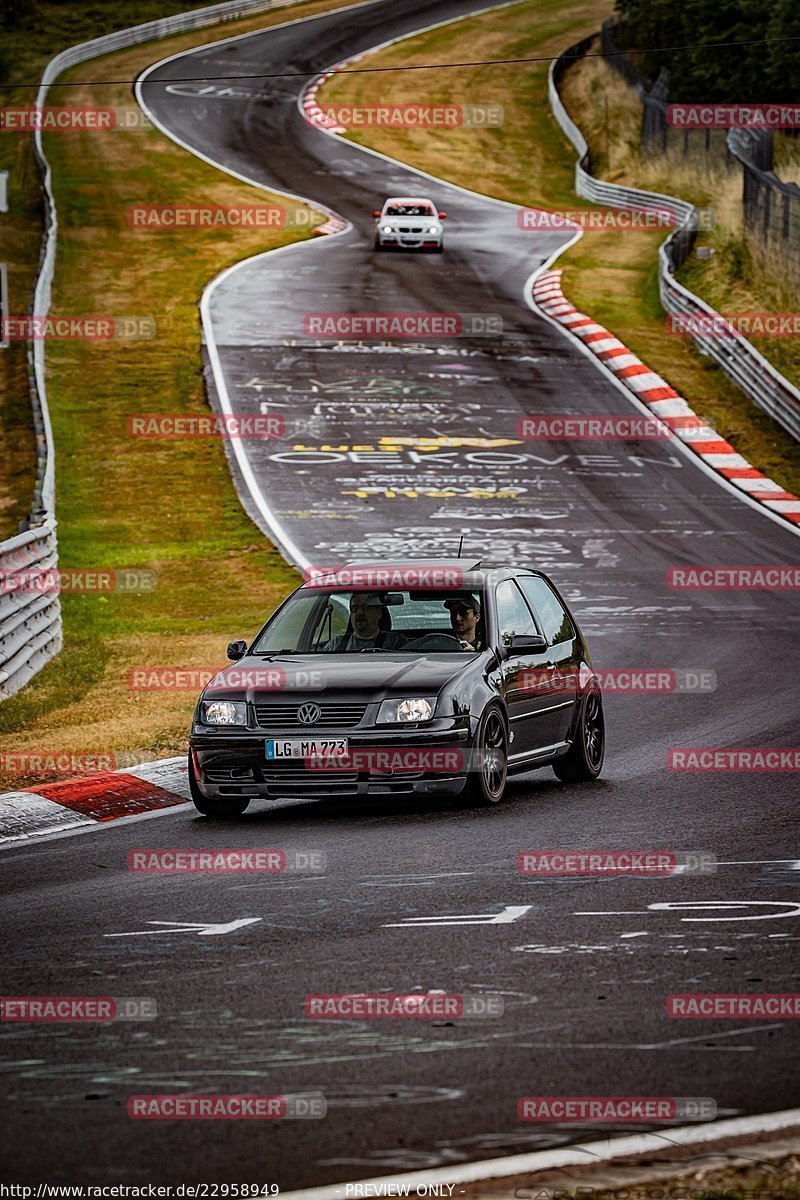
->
[1, 0, 799, 1188]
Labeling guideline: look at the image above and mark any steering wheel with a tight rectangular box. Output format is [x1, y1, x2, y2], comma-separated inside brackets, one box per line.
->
[403, 633, 466, 651]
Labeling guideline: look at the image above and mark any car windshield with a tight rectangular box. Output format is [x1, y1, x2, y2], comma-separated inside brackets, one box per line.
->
[251, 589, 485, 653]
[384, 204, 436, 216]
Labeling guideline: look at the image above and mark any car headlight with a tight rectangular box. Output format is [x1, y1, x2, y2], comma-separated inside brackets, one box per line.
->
[201, 700, 248, 726]
[377, 697, 435, 724]
[427, 225, 441, 234]
[382, 225, 394, 233]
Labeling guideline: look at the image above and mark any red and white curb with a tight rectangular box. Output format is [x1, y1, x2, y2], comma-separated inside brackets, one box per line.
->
[0, 756, 189, 844]
[532, 269, 800, 526]
[300, 45, 375, 137]
[302, 71, 345, 134]
[301, 52, 367, 237]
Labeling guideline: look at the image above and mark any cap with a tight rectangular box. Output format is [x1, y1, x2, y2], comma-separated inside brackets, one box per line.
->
[443, 593, 481, 613]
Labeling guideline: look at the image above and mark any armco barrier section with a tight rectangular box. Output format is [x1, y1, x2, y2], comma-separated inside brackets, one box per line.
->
[548, 38, 800, 444]
[0, 524, 62, 700]
[0, 0, 301, 700]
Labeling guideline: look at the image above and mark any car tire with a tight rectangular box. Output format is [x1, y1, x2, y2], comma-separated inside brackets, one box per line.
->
[188, 753, 250, 819]
[552, 686, 605, 783]
[465, 705, 508, 805]
[374, 240, 383, 251]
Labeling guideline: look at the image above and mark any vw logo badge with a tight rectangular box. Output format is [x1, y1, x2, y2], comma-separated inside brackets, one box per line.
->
[297, 702, 322, 725]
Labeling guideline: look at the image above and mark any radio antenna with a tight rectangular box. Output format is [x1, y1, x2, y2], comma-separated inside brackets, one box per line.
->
[457, 535, 464, 558]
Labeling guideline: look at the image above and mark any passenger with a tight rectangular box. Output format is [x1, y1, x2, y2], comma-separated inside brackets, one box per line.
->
[325, 593, 407, 651]
[444, 594, 483, 651]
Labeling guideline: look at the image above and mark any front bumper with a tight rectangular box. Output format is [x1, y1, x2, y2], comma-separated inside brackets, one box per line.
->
[190, 722, 471, 801]
[376, 230, 443, 250]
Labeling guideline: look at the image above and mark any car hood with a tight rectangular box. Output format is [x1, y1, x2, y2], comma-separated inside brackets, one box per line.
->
[203, 652, 479, 700]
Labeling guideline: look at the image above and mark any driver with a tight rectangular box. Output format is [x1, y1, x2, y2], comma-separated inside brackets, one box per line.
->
[443, 594, 482, 651]
[325, 593, 407, 651]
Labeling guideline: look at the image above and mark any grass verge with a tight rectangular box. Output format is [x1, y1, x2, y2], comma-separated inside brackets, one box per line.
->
[0, 0, 218, 541]
[319, 1, 800, 498]
[0, 0, 360, 788]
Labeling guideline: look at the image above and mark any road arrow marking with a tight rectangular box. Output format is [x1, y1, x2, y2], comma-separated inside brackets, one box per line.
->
[105, 918, 263, 938]
[383, 905, 532, 928]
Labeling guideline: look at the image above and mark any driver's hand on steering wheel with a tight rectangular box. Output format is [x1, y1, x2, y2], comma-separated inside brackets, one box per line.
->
[459, 640, 475, 651]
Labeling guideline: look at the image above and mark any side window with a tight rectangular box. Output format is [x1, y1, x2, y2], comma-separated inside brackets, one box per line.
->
[517, 576, 574, 645]
[495, 580, 537, 647]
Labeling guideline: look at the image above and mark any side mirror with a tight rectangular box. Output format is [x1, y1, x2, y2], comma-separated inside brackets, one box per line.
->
[226, 639, 248, 661]
[506, 634, 547, 657]
[438, 211, 447, 219]
[373, 210, 381, 218]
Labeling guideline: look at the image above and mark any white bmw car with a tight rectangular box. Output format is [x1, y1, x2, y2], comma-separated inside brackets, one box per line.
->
[373, 196, 447, 252]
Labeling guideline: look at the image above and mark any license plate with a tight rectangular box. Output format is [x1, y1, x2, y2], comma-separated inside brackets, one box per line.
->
[265, 737, 349, 760]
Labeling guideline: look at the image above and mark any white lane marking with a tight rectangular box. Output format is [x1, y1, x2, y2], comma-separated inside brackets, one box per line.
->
[718, 859, 800, 867]
[278, 1108, 800, 1200]
[104, 918, 262, 937]
[577, 900, 800, 922]
[384, 905, 532, 927]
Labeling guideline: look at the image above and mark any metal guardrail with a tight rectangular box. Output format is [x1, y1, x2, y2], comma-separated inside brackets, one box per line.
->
[548, 38, 800, 444]
[0, 0, 301, 700]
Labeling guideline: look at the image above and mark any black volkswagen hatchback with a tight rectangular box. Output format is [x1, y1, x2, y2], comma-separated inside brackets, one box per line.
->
[188, 560, 604, 817]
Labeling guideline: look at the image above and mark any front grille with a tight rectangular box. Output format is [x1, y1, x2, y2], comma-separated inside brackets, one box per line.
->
[254, 702, 368, 728]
